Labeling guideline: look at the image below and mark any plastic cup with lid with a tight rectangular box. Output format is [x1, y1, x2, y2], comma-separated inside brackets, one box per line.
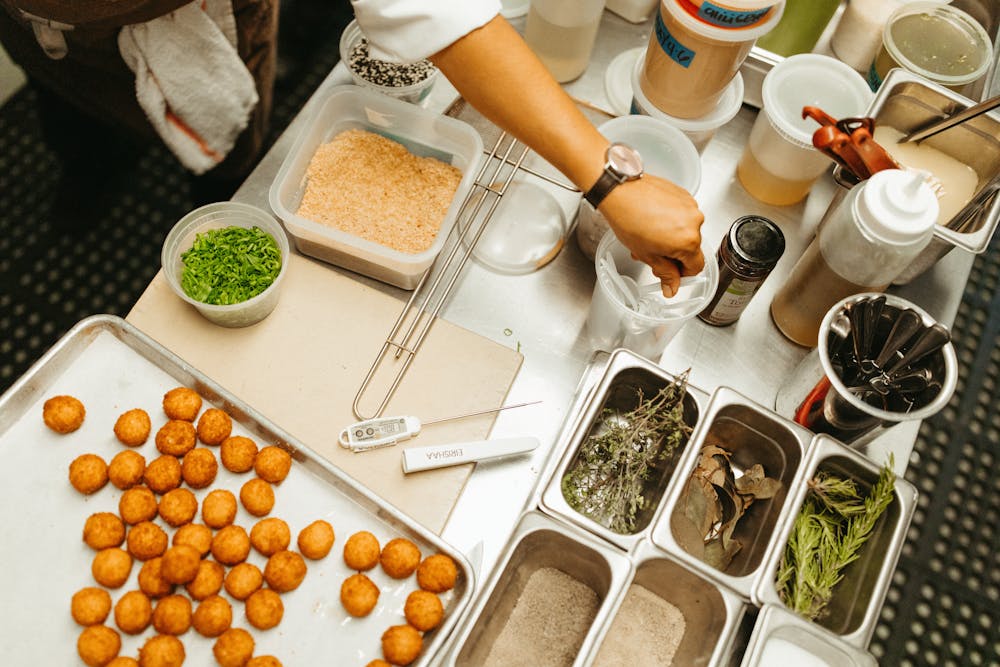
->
[339, 20, 439, 105]
[736, 54, 873, 207]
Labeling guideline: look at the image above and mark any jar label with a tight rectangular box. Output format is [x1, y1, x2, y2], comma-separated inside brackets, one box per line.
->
[694, 1, 772, 28]
[709, 277, 762, 320]
[654, 11, 695, 68]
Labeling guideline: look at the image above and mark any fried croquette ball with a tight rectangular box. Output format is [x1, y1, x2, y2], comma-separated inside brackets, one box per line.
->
[155, 420, 196, 457]
[239, 478, 274, 517]
[212, 525, 251, 566]
[197, 408, 232, 446]
[72, 587, 112, 626]
[192, 595, 233, 638]
[380, 538, 421, 579]
[343, 531, 380, 571]
[250, 518, 290, 557]
[127, 521, 169, 561]
[246, 657, 283, 667]
[84, 512, 127, 550]
[119, 486, 158, 525]
[114, 409, 151, 447]
[381, 624, 423, 666]
[404, 590, 444, 632]
[70, 453, 109, 495]
[254, 445, 292, 484]
[202, 489, 238, 529]
[43, 394, 85, 433]
[366, 661, 392, 667]
[138, 634, 185, 667]
[138, 558, 174, 599]
[416, 554, 458, 593]
[92, 548, 133, 588]
[152, 594, 192, 636]
[220, 435, 258, 473]
[263, 550, 307, 593]
[143, 455, 182, 495]
[114, 590, 152, 635]
[185, 559, 225, 601]
[181, 447, 218, 489]
[213, 627, 255, 667]
[107, 658, 140, 667]
[340, 573, 379, 617]
[77, 625, 120, 666]
[297, 520, 334, 560]
[173, 523, 213, 557]
[224, 562, 263, 601]
[158, 488, 198, 527]
[163, 386, 202, 422]
[160, 545, 201, 585]
[109, 450, 146, 490]
[244, 588, 283, 630]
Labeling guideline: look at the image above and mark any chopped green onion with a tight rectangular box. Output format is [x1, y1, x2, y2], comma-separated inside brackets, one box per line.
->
[180, 226, 282, 305]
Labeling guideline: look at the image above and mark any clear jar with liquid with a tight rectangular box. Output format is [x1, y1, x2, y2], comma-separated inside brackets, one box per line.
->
[525, 0, 606, 83]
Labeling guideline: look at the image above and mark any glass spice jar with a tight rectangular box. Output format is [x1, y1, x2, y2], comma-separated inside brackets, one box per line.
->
[699, 215, 785, 326]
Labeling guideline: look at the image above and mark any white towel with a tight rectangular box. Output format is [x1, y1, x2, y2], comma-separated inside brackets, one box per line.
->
[118, 0, 258, 174]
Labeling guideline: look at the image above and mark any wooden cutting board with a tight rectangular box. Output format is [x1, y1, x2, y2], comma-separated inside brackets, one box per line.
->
[127, 253, 523, 533]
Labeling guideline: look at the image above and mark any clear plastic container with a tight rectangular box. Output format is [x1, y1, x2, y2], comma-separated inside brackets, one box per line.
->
[339, 20, 439, 105]
[268, 85, 483, 289]
[161, 202, 290, 328]
[524, 0, 606, 83]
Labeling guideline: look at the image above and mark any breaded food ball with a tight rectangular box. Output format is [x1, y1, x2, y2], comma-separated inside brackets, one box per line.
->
[202, 489, 238, 529]
[163, 387, 202, 422]
[77, 625, 120, 667]
[92, 548, 133, 589]
[173, 523, 213, 557]
[108, 450, 146, 490]
[224, 562, 263, 601]
[197, 408, 232, 446]
[160, 545, 201, 585]
[263, 550, 307, 593]
[186, 559, 225, 601]
[181, 447, 218, 489]
[380, 538, 421, 579]
[366, 661, 393, 667]
[72, 587, 112, 626]
[158, 488, 197, 527]
[114, 590, 152, 635]
[143, 455, 182, 495]
[213, 627, 255, 667]
[43, 394, 86, 433]
[212, 525, 251, 566]
[340, 573, 379, 617]
[239, 478, 275, 517]
[250, 518, 290, 557]
[152, 595, 192, 636]
[404, 590, 444, 631]
[247, 657, 283, 667]
[254, 445, 292, 484]
[114, 409, 151, 447]
[84, 512, 127, 550]
[70, 453, 109, 495]
[297, 520, 334, 560]
[416, 554, 458, 593]
[119, 486, 158, 525]
[192, 595, 233, 638]
[155, 420, 196, 457]
[138, 634, 185, 667]
[107, 658, 140, 667]
[343, 531, 380, 571]
[220, 435, 258, 473]
[138, 558, 174, 599]
[244, 588, 283, 630]
[127, 521, 168, 561]
[381, 624, 423, 666]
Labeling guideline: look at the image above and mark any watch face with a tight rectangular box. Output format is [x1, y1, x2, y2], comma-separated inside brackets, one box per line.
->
[607, 143, 643, 178]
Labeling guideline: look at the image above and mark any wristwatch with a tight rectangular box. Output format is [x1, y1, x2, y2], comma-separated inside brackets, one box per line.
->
[583, 142, 644, 208]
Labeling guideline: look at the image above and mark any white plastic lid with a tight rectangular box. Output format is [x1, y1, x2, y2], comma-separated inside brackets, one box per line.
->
[855, 169, 939, 245]
[662, 0, 785, 42]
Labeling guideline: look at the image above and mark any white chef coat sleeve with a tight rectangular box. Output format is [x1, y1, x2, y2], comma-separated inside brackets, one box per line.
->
[350, 0, 502, 63]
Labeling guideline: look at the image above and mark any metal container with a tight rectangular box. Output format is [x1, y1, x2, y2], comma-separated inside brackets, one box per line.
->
[753, 434, 918, 647]
[739, 604, 878, 666]
[538, 349, 707, 552]
[649, 386, 813, 601]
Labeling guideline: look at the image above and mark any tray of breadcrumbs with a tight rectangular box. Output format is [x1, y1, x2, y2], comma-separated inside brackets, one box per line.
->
[0, 314, 472, 666]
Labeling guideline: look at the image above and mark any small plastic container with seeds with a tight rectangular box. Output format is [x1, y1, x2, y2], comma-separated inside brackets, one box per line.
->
[339, 19, 439, 105]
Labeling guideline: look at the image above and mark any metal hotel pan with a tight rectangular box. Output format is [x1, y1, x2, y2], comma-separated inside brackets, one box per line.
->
[537, 349, 708, 553]
[0, 315, 472, 666]
[648, 386, 814, 602]
[739, 604, 878, 667]
[753, 434, 918, 647]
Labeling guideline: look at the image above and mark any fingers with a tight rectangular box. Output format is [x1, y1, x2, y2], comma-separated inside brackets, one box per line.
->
[639, 255, 682, 297]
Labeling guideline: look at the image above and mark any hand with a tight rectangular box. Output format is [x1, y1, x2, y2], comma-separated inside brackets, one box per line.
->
[598, 174, 706, 296]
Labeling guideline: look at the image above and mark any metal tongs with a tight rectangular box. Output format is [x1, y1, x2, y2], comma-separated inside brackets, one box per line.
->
[803, 106, 900, 181]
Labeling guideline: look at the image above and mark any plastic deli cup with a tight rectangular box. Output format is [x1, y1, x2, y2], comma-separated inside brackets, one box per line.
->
[684, 0, 779, 28]
[339, 20, 439, 105]
[639, 0, 783, 119]
[736, 54, 873, 206]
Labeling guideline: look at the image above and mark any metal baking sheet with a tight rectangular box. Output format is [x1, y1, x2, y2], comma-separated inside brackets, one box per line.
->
[0, 315, 472, 666]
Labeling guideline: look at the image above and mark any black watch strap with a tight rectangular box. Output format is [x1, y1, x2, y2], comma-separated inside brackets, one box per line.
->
[583, 169, 621, 208]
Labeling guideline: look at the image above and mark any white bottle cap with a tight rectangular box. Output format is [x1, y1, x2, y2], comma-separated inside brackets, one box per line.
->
[855, 169, 939, 245]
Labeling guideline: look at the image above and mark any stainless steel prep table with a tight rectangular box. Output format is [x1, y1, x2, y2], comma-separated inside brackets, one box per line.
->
[228, 11, 977, 577]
